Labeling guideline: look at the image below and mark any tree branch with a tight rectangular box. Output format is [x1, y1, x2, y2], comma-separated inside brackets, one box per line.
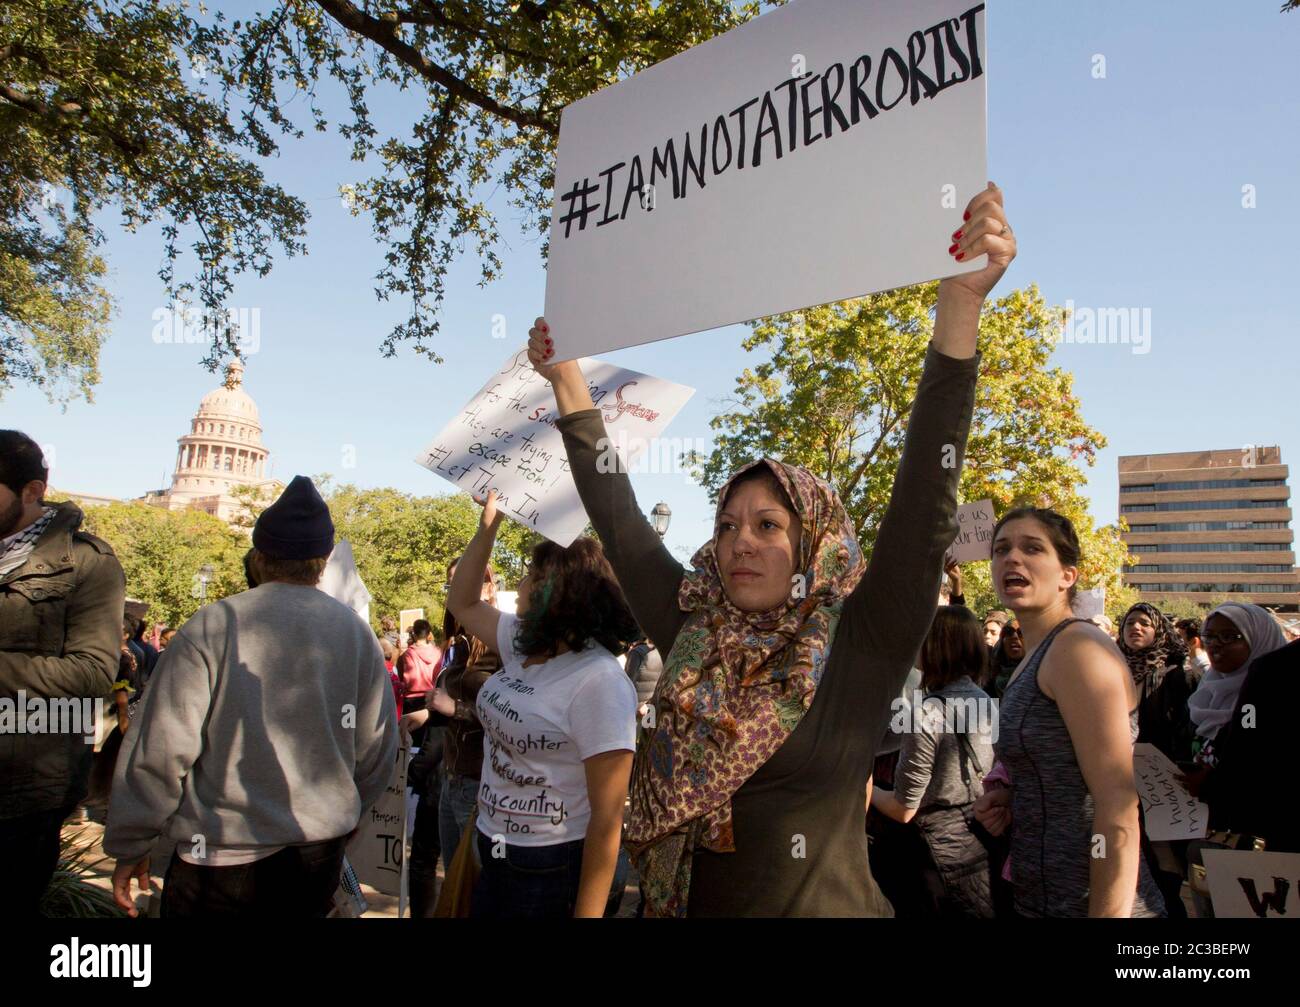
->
[311, 0, 557, 135]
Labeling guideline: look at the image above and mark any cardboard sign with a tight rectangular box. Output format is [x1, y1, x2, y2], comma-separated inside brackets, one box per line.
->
[347, 742, 410, 906]
[415, 347, 694, 545]
[398, 609, 425, 650]
[1201, 850, 1300, 919]
[1133, 743, 1209, 842]
[947, 499, 996, 563]
[544, 0, 988, 360]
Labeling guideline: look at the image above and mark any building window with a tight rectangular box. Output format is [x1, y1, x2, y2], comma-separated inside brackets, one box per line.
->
[1121, 499, 1288, 513]
[1127, 542, 1288, 554]
[1131, 563, 1292, 574]
[1128, 521, 1288, 532]
[1120, 478, 1285, 493]
[1132, 583, 1296, 593]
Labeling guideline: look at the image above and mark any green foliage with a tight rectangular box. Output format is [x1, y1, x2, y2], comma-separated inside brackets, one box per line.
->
[228, 481, 276, 531]
[54, 484, 534, 632]
[3, 1, 777, 393]
[1148, 595, 1215, 624]
[225, 0, 768, 363]
[325, 483, 536, 629]
[39, 825, 129, 918]
[70, 498, 250, 626]
[2, 0, 308, 401]
[688, 283, 1131, 612]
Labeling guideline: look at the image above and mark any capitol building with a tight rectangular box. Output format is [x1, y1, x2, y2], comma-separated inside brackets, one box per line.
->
[58, 359, 282, 524]
[139, 359, 282, 524]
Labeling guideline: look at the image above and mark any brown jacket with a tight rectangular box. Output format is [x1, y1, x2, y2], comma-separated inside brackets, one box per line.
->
[1, 502, 126, 818]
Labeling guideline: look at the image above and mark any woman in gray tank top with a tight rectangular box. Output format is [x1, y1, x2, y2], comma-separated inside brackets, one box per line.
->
[976, 507, 1166, 917]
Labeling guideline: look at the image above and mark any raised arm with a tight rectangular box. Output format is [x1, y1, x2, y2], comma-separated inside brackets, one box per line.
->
[529, 319, 689, 655]
[848, 184, 1015, 671]
[446, 492, 505, 654]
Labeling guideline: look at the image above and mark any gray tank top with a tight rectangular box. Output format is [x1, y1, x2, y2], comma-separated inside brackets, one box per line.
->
[996, 618, 1166, 918]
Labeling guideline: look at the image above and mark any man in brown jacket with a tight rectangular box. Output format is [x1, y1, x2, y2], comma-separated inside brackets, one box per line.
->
[1, 430, 125, 914]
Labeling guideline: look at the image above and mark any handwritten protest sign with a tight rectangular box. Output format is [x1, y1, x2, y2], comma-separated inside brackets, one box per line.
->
[1202, 850, 1300, 919]
[545, 0, 988, 360]
[415, 348, 694, 545]
[947, 499, 995, 563]
[347, 742, 409, 907]
[1133, 743, 1208, 842]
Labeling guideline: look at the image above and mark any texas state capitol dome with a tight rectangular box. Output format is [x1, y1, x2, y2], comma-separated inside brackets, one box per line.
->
[154, 360, 282, 523]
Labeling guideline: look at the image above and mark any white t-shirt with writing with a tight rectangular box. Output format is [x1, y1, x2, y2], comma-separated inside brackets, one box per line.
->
[475, 613, 637, 847]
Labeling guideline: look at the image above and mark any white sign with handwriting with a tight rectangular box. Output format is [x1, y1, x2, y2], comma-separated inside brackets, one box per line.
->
[1202, 850, 1300, 919]
[415, 348, 694, 545]
[1133, 743, 1209, 843]
[947, 499, 996, 563]
[544, 0, 988, 359]
[347, 742, 409, 902]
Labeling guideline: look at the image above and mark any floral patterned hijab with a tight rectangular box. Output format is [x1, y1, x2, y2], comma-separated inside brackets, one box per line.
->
[625, 457, 865, 917]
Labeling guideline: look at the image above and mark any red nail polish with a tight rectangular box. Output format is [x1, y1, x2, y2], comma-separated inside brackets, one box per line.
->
[955, 252, 965, 261]
[963, 211, 970, 221]
[948, 243, 959, 254]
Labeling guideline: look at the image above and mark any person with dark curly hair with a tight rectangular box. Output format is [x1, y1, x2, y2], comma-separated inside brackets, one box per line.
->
[446, 491, 639, 918]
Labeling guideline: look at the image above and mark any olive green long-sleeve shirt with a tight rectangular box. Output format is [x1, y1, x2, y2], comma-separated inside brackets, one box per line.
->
[558, 345, 978, 916]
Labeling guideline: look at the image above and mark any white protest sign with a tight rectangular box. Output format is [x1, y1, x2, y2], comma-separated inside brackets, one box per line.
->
[1202, 850, 1300, 919]
[415, 347, 694, 545]
[318, 539, 372, 625]
[947, 499, 995, 563]
[1072, 586, 1106, 621]
[347, 742, 410, 904]
[1132, 743, 1208, 842]
[545, 0, 988, 360]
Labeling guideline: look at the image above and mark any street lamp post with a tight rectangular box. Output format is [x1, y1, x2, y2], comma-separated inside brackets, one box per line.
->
[650, 501, 672, 539]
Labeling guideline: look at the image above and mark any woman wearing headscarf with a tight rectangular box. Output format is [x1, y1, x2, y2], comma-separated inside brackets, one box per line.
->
[1117, 602, 1192, 763]
[530, 185, 1016, 916]
[1178, 602, 1288, 916]
[1118, 601, 1192, 917]
[1187, 603, 1287, 768]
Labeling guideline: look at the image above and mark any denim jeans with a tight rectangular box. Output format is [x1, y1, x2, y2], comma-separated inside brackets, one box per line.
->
[438, 772, 480, 868]
[470, 832, 586, 919]
[160, 838, 345, 917]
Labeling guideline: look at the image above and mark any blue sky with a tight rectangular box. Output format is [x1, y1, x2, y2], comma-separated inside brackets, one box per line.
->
[5, 0, 1298, 566]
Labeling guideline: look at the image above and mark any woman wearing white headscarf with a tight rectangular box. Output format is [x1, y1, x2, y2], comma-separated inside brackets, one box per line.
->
[1187, 603, 1287, 767]
[1179, 603, 1288, 916]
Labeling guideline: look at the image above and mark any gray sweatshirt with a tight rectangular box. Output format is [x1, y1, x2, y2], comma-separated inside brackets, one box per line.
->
[894, 676, 995, 811]
[104, 582, 398, 862]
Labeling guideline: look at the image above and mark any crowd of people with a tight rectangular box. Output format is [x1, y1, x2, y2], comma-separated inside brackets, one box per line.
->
[3, 184, 1297, 918]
